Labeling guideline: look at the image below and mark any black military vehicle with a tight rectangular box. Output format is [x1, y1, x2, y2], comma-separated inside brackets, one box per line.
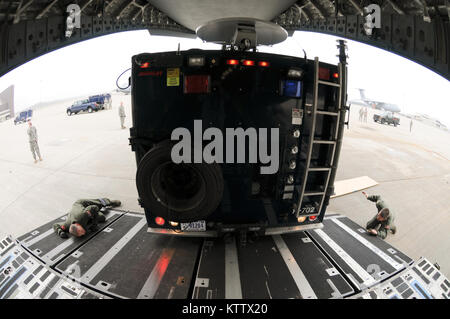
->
[129, 43, 348, 236]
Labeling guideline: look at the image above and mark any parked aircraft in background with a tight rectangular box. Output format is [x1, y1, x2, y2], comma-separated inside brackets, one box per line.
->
[349, 88, 401, 113]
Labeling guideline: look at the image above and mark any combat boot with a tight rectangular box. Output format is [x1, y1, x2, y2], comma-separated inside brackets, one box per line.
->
[110, 200, 121, 207]
[390, 226, 397, 234]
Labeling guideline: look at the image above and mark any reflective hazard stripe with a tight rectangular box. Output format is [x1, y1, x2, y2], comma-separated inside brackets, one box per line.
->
[331, 218, 403, 271]
[273, 235, 317, 299]
[314, 229, 377, 288]
[224, 236, 242, 299]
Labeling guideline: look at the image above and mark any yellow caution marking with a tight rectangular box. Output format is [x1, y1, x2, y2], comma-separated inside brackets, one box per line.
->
[167, 68, 180, 87]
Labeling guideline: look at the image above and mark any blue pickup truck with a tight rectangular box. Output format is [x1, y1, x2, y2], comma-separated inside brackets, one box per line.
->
[14, 109, 33, 125]
[67, 99, 101, 116]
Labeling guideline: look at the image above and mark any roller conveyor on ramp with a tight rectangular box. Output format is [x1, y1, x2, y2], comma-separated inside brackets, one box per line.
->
[0, 210, 448, 299]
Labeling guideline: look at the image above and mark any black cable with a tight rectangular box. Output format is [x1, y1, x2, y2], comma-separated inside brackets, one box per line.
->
[116, 68, 131, 90]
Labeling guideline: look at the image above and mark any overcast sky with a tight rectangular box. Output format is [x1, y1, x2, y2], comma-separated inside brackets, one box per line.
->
[0, 30, 449, 126]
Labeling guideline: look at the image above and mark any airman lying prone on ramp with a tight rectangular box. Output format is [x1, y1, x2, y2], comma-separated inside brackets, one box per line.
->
[53, 198, 121, 238]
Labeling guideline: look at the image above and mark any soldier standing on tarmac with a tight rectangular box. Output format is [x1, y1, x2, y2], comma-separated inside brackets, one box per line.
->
[362, 192, 397, 240]
[119, 102, 126, 129]
[27, 119, 42, 163]
[53, 198, 121, 238]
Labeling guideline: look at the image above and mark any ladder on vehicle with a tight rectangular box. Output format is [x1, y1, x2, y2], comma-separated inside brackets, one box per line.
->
[295, 57, 343, 218]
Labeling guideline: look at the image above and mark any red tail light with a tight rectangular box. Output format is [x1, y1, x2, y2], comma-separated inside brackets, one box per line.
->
[155, 217, 165, 226]
[140, 62, 150, 68]
[258, 61, 270, 67]
[319, 67, 330, 80]
[332, 72, 339, 79]
[184, 75, 210, 94]
[309, 215, 318, 221]
[227, 59, 239, 65]
[242, 60, 255, 66]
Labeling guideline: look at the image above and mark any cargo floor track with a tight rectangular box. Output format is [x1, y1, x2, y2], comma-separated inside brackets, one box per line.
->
[0, 210, 448, 299]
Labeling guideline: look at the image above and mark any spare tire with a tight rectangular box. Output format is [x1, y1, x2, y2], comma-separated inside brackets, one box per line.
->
[136, 140, 224, 223]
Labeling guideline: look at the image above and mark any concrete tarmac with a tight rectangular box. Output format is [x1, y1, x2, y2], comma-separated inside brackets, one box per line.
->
[0, 93, 140, 239]
[329, 105, 450, 277]
[0, 96, 449, 277]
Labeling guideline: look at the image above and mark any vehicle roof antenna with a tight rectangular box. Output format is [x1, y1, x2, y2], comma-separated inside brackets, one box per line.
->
[303, 49, 307, 62]
[177, 42, 181, 55]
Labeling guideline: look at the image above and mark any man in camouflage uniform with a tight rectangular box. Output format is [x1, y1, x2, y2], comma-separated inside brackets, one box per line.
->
[27, 120, 42, 163]
[53, 198, 121, 238]
[362, 192, 397, 239]
[118, 102, 126, 129]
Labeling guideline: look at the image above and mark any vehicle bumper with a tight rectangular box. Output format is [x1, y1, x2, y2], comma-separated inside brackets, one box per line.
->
[147, 222, 324, 237]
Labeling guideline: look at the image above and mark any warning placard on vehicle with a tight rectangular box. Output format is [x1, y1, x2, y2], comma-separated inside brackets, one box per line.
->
[292, 108, 303, 125]
[167, 68, 180, 86]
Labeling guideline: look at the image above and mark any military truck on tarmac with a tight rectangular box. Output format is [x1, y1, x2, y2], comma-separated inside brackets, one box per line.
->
[374, 111, 400, 127]
[14, 109, 32, 125]
[89, 94, 112, 110]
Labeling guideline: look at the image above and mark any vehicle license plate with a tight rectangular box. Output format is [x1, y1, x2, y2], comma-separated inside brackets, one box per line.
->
[180, 220, 206, 232]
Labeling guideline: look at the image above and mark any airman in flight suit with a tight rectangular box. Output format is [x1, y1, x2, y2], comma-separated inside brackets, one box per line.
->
[53, 198, 121, 238]
[362, 192, 397, 240]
